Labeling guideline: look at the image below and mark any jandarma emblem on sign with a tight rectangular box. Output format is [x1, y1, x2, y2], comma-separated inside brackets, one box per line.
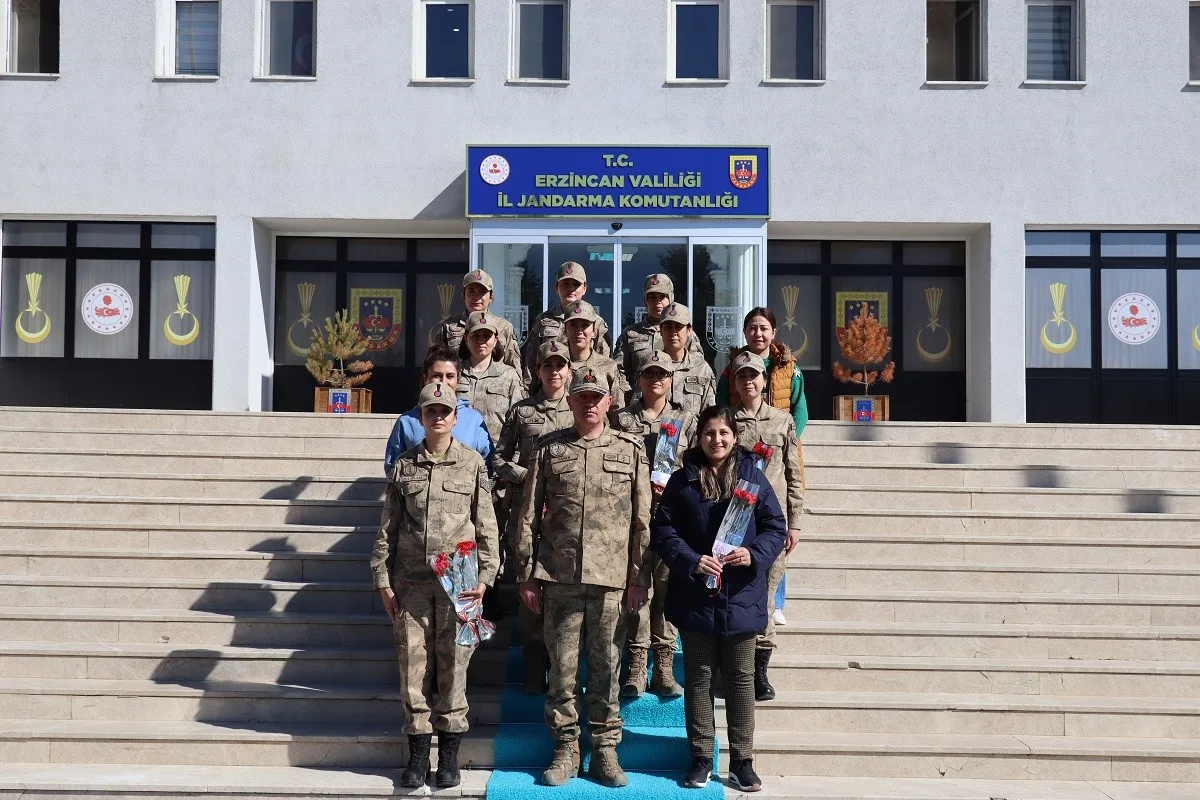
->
[81, 283, 134, 336]
[351, 288, 404, 352]
[1041, 282, 1076, 355]
[1108, 293, 1160, 345]
[729, 156, 758, 190]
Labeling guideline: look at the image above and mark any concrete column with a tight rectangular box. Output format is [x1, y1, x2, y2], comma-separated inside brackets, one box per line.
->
[967, 220, 1026, 422]
[211, 216, 274, 411]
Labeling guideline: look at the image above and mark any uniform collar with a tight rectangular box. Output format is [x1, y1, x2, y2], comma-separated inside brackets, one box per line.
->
[414, 438, 463, 465]
[461, 359, 501, 378]
[735, 401, 771, 421]
[535, 393, 569, 412]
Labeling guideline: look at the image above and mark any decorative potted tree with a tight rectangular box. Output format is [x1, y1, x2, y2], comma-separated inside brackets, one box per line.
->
[305, 309, 374, 413]
[832, 301, 895, 422]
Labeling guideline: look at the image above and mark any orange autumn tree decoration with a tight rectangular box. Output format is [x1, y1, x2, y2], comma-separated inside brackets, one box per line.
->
[832, 301, 896, 395]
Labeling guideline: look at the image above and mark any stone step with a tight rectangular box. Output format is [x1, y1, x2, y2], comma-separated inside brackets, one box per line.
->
[0, 407, 397, 437]
[740, 731, 1200, 781]
[0, 471, 387, 501]
[0, 548, 368, 581]
[0, 427, 392, 457]
[0, 521, 375, 552]
[804, 442, 1200, 468]
[810, 461, 1200, 491]
[0, 447, 381, 478]
[804, 508, 1200, 538]
[0, 495, 382, 527]
[809, 485, 1200, 514]
[800, 421, 1200, 447]
[781, 589, 1200, 626]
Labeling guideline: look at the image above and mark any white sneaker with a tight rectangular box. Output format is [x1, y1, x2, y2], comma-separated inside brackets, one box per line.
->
[772, 608, 786, 626]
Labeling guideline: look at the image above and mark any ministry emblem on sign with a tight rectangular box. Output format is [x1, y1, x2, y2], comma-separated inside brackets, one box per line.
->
[729, 155, 758, 190]
[81, 283, 134, 335]
[480, 155, 511, 186]
[1108, 293, 1160, 345]
[351, 288, 403, 351]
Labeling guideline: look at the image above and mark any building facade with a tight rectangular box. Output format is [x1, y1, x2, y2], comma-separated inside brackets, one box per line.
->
[2, 0, 1199, 422]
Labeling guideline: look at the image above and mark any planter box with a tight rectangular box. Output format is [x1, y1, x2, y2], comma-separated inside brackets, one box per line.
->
[834, 394, 890, 422]
[314, 387, 373, 414]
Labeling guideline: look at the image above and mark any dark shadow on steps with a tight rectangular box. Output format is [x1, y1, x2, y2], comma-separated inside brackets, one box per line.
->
[1023, 465, 1063, 489]
[1125, 490, 1166, 514]
[928, 442, 964, 464]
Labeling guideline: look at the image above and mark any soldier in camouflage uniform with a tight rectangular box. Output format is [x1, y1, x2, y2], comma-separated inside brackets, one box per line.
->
[612, 274, 706, 393]
[522, 261, 612, 387]
[611, 351, 697, 699]
[515, 366, 652, 788]
[457, 310, 526, 446]
[658, 303, 717, 415]
[562, 301, 629, 404]
[437, 268, 522, 373]
[493, 340, 574, 693]
[370, 382, 500, 790]
[728, 352, 804, 702]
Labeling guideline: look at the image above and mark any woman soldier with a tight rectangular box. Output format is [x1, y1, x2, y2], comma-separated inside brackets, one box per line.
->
[728, 351, 804, 702]
[457, 310, 526, 447]
[370, 382, 500, 789]
[436, 268, 522, 373]
[492, 340, 575, 694]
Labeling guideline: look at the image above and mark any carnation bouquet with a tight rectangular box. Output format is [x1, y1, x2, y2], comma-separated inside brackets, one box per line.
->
[651, 419, 683, 488]
[751, 441, 774, 473]
[706, 479, 760, 591]
[430, 541, 495, 646]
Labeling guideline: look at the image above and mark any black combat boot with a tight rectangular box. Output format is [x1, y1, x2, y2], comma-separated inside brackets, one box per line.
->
[400, 733, 432, 788]
[434, 731, 463, 788]
[754, 648, 775, 701]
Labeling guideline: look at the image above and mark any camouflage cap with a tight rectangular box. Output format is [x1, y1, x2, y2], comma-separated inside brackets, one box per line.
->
[642, 273, 674, 300]
[462, 268, 494, 291]
[556, 261, 587, 285]
[731, 351, 767, 376]
[466, 311, 498, 335]
[568, 366, 609, 396]
[418, 382, 456, 411]
[661, 302, 692, 326]
[537, 339, 569, 364]
[638, 350, 675, 377]
[563, 301, 599, 324]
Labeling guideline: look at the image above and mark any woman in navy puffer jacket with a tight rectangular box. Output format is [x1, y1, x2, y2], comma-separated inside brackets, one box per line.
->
[651, 405, 786, 793]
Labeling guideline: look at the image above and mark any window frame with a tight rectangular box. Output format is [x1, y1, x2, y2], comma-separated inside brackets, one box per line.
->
[413, 0, 475, 83]
[1189, 1, 1200, 84]
[924, 0, 987, 85]
[1024, 0, 1084, 85]
[764, 0, 823, 83]
[510, 0, 569, 84]
[667, 0, 729, 84]
[255, 0, 317, 80]
[1, 0, 59, 77]
[156, 0, 221, 80]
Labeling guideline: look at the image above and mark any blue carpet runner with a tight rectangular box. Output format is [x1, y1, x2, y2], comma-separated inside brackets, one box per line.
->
[485, 625, 723, 798]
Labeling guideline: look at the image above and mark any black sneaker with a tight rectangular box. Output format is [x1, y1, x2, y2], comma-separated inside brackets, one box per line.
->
[727, 759, 761, 792]
[683, 756, 713, 788]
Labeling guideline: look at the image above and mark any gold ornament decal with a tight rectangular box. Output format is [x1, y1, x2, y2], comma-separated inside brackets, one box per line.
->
[1040, 282, 1077, 355]
[1192, 323, 1200, 353]
[915, 286, 952, 364]
[781, 284, 809, 359]
[163, 274, 200, 347]
[427, 282, 457, 348]
[15, 272, 51, 345]
[287, 282, 320, 357]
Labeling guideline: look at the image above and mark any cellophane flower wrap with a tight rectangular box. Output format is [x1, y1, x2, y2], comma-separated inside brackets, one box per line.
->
[752, 440, 775, 473]
[706, 479, 760, 591]
[430, 541, 495, 646]
[651, 419, 683, 488]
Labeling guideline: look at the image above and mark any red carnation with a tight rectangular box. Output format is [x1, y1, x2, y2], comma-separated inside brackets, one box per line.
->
[752, 441, 774, 460]
[432, 552, 451, 576]
[662, 423, 678, 437]
[456, 541, 476, 557]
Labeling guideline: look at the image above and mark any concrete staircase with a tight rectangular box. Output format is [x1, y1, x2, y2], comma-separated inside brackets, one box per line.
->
[0, 408, 1198, 799]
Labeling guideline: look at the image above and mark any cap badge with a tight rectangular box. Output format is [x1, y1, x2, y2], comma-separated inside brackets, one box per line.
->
[651, 276, 659, 285]
[668, 307, 676, 316]
[585, 373, 596, 382]
[433, 388, 442, 397]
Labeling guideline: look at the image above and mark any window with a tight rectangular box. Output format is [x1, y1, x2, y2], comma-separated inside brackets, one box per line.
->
[1026, 0, 1081, 82]
[926, 0, 982, 82]
[669, 0, 727, 81]
[260, 0, 315, 77]
[416, 1, 473, 80]
[1191, 3, 1200, 82]
[766, 0, 820, 81]
[3, 0, 59, 74]
[158, 0, 220, 77]
[514, 0, 567, 81]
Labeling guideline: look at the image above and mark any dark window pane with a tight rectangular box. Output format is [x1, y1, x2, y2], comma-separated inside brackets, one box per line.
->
[1191, 5, 1200, 82]
[152, 224, 216, 249]
[2, 221, 66, 246]
[769, 3, 815, 80]
[176, 1, 219, 75]
[269, 0, 315, 76]
[1025, 231, 1090, 257]
[519, 2, 565, 80]
[426, 3, 470, 78]
[675, 4, 720, 79]
[1100, 233, 1167, 259]
[1027, 3, 1074, 81]
[9, 0, 59, 73]
[953, 1, 978, 81]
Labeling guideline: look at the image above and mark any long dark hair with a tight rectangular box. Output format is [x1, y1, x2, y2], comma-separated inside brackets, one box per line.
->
[693, 405, 741, 501]
[743, 306, 777, 332]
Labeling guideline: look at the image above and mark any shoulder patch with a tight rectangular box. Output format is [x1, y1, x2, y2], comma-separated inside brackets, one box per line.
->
[613, 430, 644, 449]
[549, 442, 566, 458]
[518, 405, 535, 419]
[617, 411, 637, 431]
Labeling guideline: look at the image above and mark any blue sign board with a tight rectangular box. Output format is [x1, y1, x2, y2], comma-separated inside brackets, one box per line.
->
[466, 146, 769, 218]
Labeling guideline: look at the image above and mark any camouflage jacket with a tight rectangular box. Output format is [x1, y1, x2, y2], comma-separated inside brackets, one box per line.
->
[569, 350, 629, 406]
[493, 393, 572, 486]
[457, 359, 526, 445]
[611, 400, 698, 471]
[665, 351, 717, 416]
[613, 320, 705, 388]
[732, 402, 805, 530]
[522, 304, 612, 384]
[515, 426, 652, 591]
[370, 439, 500, 589]
[438, 313, 522, 373]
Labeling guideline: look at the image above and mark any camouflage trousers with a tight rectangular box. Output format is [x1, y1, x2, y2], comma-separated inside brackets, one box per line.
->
[504, 507, 543, 647]
[756, 552, 789, 651]
[392, 580, 475, 735]
[543, 583, 626, 747]
[625, 559, 675, 652]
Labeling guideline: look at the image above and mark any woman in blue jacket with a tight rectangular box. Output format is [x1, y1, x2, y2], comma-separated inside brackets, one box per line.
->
[651, 405, 786, 793]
